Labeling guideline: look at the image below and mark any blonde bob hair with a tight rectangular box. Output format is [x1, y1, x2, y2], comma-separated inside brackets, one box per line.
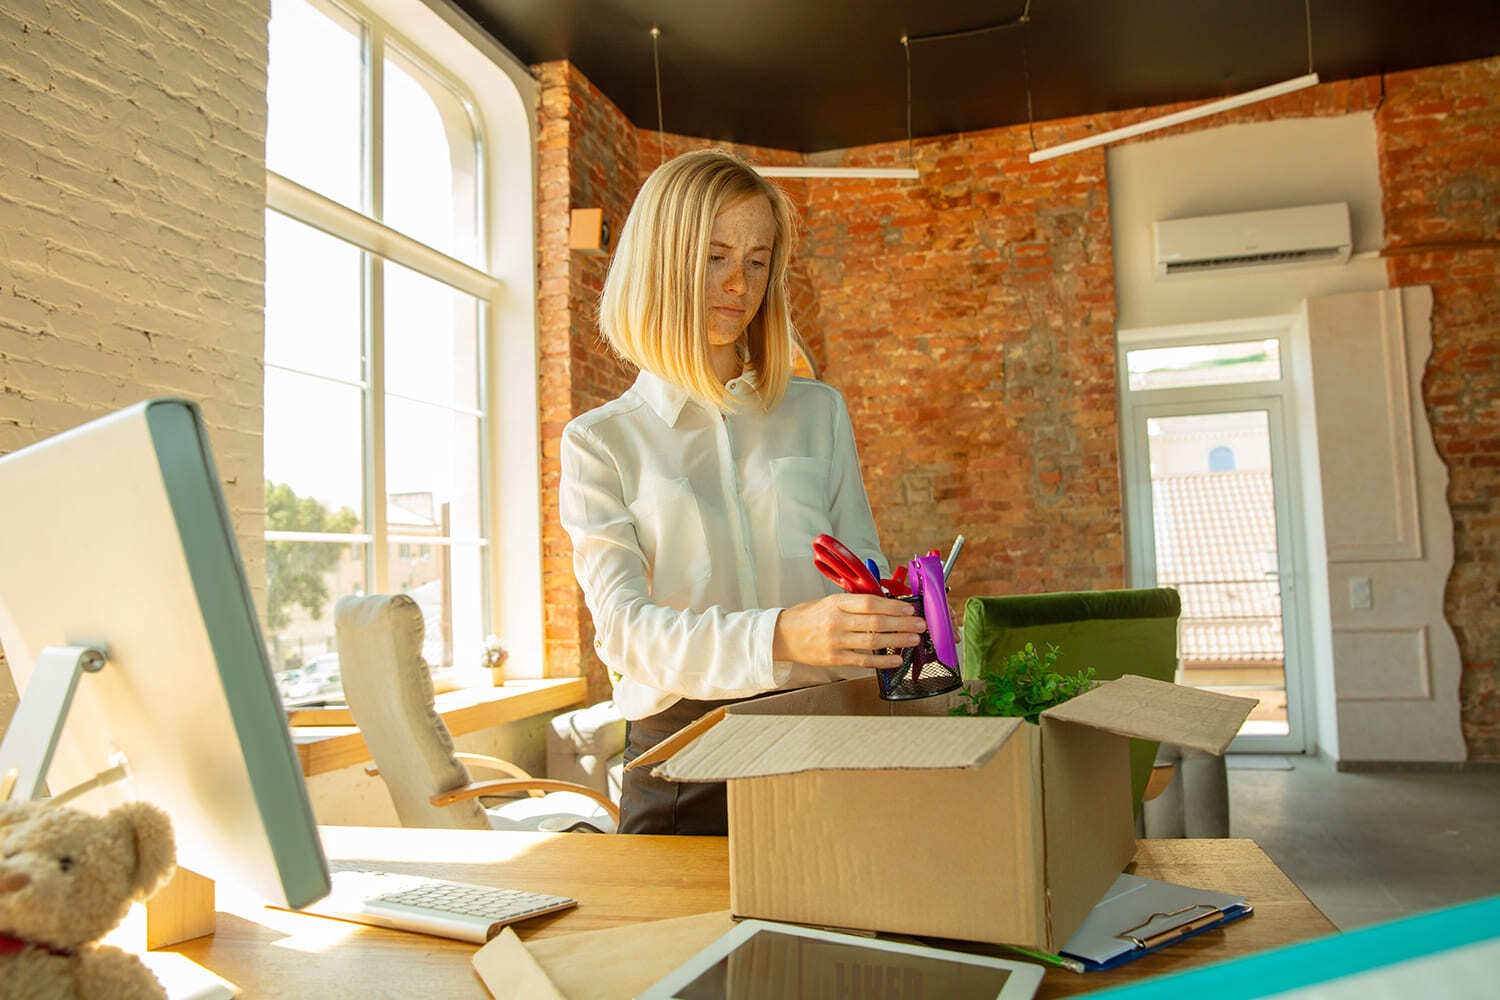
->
[599, 149, 797, 412]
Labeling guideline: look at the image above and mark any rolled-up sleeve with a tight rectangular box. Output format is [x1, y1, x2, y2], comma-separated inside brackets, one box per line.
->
[559, 421, 781, 708]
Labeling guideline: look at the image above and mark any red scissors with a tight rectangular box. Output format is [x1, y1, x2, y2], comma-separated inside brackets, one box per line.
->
[812, 534, 884, 596]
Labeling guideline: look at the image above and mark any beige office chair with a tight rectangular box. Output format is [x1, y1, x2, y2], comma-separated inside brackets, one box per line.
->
[333, 594, 619, 833]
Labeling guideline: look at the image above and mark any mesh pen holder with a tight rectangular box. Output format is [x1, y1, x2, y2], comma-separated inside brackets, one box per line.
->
[876, 593, 962, 700]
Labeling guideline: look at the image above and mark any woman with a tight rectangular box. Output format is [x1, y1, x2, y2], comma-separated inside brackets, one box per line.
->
[559, 149, 925, 835]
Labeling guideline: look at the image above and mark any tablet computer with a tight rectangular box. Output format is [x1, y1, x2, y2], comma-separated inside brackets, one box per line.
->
[638, 919, 1043, 1000]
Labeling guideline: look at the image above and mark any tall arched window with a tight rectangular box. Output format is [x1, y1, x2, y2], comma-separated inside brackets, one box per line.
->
[262, 0, 529, 699]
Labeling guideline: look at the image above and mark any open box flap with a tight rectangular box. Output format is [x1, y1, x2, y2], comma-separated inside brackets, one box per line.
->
[624, 706, 728, 773]
[1040, 674, 1256, 754]
[652, 712, 1026, 782]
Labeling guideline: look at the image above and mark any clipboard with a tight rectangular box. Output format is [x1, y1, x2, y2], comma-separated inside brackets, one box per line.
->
[1059, 874, 1253, 972]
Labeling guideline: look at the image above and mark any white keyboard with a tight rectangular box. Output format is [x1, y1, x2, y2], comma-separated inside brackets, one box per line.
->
[301, 863, 578, 943]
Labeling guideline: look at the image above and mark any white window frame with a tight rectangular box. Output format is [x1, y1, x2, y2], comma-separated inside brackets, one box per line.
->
[265, 0, 543, 678]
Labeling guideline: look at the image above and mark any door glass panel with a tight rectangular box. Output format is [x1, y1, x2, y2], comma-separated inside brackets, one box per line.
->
[1146, 410, 1288, 736]
[1126, 339, 1281, 391]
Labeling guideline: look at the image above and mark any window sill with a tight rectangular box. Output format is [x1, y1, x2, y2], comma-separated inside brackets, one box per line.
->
[289, 677, 588, 777]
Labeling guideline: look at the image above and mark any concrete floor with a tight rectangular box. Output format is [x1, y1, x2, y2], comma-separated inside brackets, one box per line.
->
[1227, 754, 1500, 931]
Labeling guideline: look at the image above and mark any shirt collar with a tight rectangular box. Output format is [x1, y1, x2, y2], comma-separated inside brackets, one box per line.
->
[632, 367, 761, 427]
[632, 370, 692, 427]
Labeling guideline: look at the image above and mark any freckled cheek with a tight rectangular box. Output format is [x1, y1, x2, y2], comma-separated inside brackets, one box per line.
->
[749, 274, 771, 309]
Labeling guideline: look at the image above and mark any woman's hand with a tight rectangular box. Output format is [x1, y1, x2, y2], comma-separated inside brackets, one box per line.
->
[772, 593, 927, 669]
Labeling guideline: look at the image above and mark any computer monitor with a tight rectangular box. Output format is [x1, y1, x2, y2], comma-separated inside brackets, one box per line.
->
[0, 398, 330, 910]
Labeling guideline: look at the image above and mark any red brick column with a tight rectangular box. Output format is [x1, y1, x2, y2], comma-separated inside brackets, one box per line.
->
[535, 63, 638, 701]
[1377, 57, 1500, 758]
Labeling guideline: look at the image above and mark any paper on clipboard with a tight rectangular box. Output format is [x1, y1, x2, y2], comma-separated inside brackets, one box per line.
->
[1059, 873, 1251, 970]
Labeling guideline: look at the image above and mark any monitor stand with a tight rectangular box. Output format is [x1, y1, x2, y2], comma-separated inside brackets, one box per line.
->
[0, 644, 106, 800]
[0, 644, 217, 949]
[143, 867, 217, 949]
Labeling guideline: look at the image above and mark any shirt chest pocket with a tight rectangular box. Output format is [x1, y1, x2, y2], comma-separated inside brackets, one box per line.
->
[627, 477, 711, 600]
[771, 456, 832, 560]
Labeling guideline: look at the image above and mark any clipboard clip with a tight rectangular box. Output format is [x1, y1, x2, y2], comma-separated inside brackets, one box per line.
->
[1116, 903, 1223, 949]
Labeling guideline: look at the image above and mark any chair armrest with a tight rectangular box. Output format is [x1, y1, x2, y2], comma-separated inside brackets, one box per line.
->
[368, 752, 548, 799]
[1143, 762, 1176, 802]
[429, 779, 622, 825]
[455, 752, 540, 783]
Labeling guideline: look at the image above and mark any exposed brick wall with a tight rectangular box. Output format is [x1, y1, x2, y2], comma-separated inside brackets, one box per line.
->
[542, 59, 1499, 759]
[0, 0, 269, 714]
[802, 132, 1122, 601]
[1376, 57, 1500, 758]
[536, 62, 639, 700]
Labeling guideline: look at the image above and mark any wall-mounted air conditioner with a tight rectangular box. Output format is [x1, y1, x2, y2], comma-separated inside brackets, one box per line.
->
[1153, 202, 1352, 278]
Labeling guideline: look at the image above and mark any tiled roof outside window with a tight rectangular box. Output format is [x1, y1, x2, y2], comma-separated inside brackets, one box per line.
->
[1152, 470, 1284, 664]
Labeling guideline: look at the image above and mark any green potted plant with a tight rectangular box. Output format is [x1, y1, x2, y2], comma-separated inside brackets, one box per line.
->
[951, 642, 1096, 722]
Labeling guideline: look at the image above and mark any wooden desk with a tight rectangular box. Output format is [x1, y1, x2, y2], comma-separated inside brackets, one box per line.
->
[167, 831, 1334, 998]
[290, 678, 587, 776]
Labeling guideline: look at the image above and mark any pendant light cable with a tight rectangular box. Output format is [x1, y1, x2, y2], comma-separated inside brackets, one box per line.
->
[907, 0, 1035, 151]
[1302, 0, 1314, 75]
[650, 26, 665, 167]
[903, 0, 1032, 45]
[901, 35, 914, 171]
[1022, 23, 1037, 152]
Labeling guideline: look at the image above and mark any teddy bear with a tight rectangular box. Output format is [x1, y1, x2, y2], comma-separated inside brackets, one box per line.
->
[0, 798, 177, 1000]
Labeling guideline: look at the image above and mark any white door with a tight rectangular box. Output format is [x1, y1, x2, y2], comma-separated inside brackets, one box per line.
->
[1118, 328, 1313, 753]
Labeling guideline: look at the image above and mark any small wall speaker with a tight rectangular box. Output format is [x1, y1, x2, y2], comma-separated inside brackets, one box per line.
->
[569, 208, 611, 256]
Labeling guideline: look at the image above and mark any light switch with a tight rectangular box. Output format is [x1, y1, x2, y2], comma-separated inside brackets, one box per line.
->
[1349, 576, 1373, 610]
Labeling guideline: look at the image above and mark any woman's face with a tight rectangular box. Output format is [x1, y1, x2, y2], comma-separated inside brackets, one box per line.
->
[704, 193, 776, 348]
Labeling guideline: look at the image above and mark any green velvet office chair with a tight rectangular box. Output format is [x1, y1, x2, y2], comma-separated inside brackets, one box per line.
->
[961, 587, 1181, 815]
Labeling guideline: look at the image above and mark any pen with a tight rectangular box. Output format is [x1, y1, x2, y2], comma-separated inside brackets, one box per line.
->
[998, 943, 1085, 973]
[942, 534, 965, 580]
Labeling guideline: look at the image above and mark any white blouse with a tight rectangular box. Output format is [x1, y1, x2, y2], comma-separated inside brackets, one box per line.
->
[559, 370, 888, 720]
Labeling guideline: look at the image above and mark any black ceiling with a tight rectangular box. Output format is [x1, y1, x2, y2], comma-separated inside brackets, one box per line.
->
[449, 0, 1500, 154]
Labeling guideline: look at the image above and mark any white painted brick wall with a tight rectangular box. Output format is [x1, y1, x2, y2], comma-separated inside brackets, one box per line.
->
[0, 0, 270, 588]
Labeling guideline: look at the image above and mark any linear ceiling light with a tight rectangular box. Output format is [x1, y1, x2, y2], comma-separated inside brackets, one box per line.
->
[1027, 72, 1321, 163]
[1027, 0, 1320, 162]
[754, 165, 919, 179]
[751, 34, 919, 180]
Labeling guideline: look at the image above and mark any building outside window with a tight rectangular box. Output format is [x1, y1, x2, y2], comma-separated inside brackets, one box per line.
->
[263, 0, 493, 702]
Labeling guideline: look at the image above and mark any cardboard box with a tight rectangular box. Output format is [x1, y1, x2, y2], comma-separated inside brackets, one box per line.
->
[630, 674, 1254, 950]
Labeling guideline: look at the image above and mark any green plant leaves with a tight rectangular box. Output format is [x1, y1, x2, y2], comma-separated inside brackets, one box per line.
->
[951, 642, 1097, 723]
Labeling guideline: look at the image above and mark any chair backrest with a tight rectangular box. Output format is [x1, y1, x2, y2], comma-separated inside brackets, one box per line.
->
[334, 593, 488, 830]
[961, 587, 1181, 813]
